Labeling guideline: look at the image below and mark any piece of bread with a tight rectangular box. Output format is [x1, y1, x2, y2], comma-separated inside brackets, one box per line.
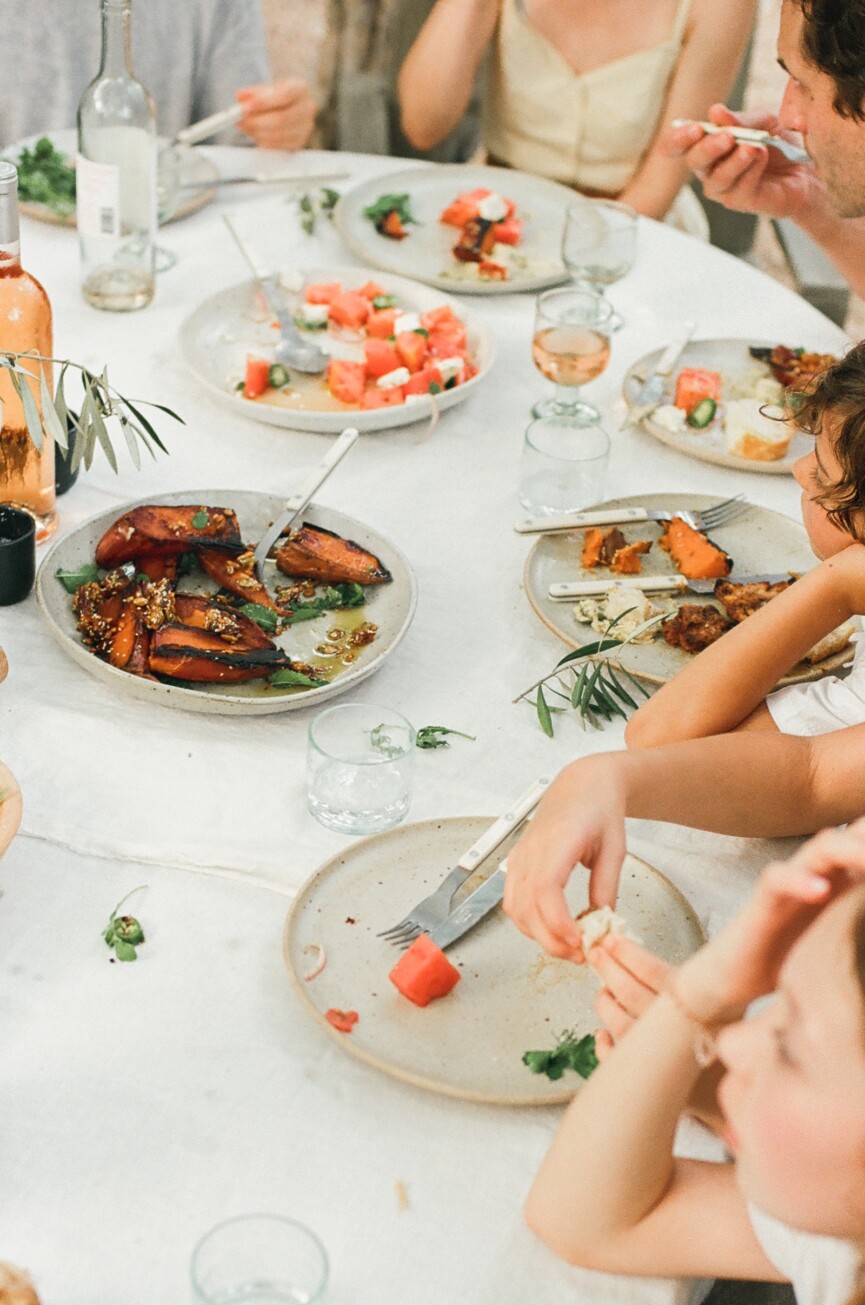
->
[803, 623, 855, 664]
[726, 399, 791, 461]
[577, 906, 639, 950]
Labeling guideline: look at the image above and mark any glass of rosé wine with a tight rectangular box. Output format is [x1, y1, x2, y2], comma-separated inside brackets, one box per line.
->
[531, 287, 613, 424]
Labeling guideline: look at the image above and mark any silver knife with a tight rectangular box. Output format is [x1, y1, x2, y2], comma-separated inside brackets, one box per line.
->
[517, 505, 687, 535]
[178, 170, 349, 191]
[428, 860, 509, 951]
[671, 119, 809, 165]
[252, 426, 360, 580]
[550, 571, 792, 601]
[623, 319, 696, 426]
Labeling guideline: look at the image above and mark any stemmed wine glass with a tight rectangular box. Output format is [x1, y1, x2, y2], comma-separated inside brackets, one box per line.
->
[561, 199, 637, 330]
[530, 286, 613, 424]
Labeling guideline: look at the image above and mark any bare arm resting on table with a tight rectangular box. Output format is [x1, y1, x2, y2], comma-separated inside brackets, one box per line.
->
[503, 727, 865, 954]
[626, 546, 861, 747]
[397, 0, 500, 152]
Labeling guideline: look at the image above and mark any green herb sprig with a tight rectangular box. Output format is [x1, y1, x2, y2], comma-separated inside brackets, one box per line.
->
[362, 193, 418, 229]
[523, 1029, 598, 1081]
[102, 886, 147, 963]
[5, 137, 76, 216]
[282, 582, 366, 625]
[297, 186, 340, 235]
[0, 352, 182, 472]
[515, 611, 662, 736]
[415, 726, 476, 750]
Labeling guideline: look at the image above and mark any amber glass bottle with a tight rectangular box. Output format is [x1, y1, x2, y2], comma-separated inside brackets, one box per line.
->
[0, 162, 56, 539]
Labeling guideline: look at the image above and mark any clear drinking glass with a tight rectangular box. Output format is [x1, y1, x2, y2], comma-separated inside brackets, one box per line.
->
[531, 287, 613, 423]
[190, 1213, 329, 1305]
[562, 199, 637, 330]
[307, 703, 415, 836]
[519, 417, 610, 517]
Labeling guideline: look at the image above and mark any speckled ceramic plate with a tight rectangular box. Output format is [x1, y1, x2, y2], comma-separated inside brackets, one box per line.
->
[333, 164, 571, 295]
[284, 816, 705, 1105]
[523, 491, 853, 687]
[180, 267, 494, 435]
[6, 129, 217, 227]
[622, 338, 842, 476]
[36, 489, 416, 716]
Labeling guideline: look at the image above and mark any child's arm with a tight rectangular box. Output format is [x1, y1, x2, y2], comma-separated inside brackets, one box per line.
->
[625, 546, 865, 748]
[503, 725, 865, 952]
[526, 828, 865, 1274]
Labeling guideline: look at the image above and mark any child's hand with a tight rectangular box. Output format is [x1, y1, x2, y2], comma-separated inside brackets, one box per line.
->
[504, 758, 627, 957]
[674, 822, 865, 1024]
[0, 762, 22, 860]
[588, 935, 671, 1059]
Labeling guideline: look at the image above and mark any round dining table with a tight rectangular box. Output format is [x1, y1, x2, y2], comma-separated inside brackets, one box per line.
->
[0, 147, 848, 1303]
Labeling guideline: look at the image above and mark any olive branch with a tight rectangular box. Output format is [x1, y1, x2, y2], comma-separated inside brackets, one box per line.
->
[0, 351, 182, 473]
[515, 610, 665, 735]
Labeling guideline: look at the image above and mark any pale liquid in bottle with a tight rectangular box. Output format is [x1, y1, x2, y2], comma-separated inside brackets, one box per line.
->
[0, 163, 56, 537]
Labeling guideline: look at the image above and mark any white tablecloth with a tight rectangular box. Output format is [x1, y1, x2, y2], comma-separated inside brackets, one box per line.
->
[0, 148, 848, 1301]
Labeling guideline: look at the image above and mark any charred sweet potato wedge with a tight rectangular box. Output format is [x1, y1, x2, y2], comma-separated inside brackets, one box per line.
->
[148, 624, 296, 683]
[197, 548, 291, 615]
[275, 524, 392, 586]
[658, 517, 732, 581]
[136, 554, 178, 584]
[73, 570, 153, 676]
[173, 593, 276, 649]
[95, 505, 243, 568]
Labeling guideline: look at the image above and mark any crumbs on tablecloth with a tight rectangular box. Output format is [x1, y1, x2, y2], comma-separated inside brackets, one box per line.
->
[395, 1179, 410, 1211]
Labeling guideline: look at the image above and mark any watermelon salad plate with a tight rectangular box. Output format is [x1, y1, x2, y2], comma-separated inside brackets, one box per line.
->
[180, 266, 494, 434]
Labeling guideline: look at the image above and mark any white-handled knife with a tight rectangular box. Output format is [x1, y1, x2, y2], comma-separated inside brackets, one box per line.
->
[550, 571, 792, 601]
[623, 319, 696, 427]
[428, 859, 509, 951]
[517, 506, 665, 535]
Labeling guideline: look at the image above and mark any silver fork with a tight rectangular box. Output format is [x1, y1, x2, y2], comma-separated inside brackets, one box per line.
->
[378, 776, 550, 946]
[514, 493, 749, 536]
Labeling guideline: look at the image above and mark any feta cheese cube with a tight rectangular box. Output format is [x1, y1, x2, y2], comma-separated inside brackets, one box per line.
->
[376, 366, 411, 390]
[477, 192, 509, 222]
[436, 356, 464, 383]
[295, 302, 330, 328]
[392, 312, 421, 335]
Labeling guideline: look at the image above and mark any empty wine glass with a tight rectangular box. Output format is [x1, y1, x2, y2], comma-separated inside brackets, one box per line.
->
[562, 199, 637, 330]
[530, 286, 613, 424]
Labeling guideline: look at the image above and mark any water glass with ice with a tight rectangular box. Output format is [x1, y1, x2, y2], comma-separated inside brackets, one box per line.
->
[307, 703, 415, 835]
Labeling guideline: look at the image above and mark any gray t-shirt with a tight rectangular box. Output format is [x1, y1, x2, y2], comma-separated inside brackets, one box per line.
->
[1, 0, 271, 147]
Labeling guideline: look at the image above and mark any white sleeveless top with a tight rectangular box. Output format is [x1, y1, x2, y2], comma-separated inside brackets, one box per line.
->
[484, 0, 694, 195]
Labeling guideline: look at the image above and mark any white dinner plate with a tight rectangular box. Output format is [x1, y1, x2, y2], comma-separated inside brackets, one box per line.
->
[333, 163, 571, 295]
[179, 267, 494, 435]
[622, 337, 842, 476]
[523, 492, 853, 687]
[284, 816, 705, 1105]
[5, 129, 218, 227]
[36, 489, 417, 716]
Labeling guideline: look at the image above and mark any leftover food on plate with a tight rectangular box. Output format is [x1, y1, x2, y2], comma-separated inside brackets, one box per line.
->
[658, 517, 732, 580]
[576, 905, 639, 950]
[582, 526, 653, 574]
[439, 187, 522, 282]
[59, 504, 391, 692]
[661, 603, 733, 653]
[362, 192, 418, 239]
[232, 279, 476, 413]
[749, 344, 840, 389]
[572, 584, 665, 644]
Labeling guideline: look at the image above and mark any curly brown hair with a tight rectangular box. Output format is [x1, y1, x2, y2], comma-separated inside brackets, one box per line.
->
[795, 0, 865, 119]
[792, 342, 865, 538]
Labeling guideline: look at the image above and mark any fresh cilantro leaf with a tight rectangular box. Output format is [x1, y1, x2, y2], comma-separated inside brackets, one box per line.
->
[239, 602, 279, 635]
[56, 562, 101, 593]
[522, 1030, 598, 1081]
[269, 668, 327, 688]
[113, 940, 138, 962]
[415, 725, 476, 750]
[362, 193, 417, 226]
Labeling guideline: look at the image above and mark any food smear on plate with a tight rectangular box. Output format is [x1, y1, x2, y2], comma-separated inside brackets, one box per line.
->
[230, 280, 476, 413]
[325, 1007, 359, 1033]
[59, 504, 392, 694]
[361, 192, 418, 239]
[389, 933, 461, 1007]
[573, 584, 666, 644]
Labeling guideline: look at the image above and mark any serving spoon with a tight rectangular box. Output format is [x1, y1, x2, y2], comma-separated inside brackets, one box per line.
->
[223, 215, 329, 374]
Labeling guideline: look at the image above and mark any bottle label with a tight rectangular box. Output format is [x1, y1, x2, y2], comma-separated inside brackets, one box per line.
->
[76, 154, 120, 239]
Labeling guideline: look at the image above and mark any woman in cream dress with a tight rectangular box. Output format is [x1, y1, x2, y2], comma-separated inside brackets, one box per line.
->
[398, 0, 756, 229]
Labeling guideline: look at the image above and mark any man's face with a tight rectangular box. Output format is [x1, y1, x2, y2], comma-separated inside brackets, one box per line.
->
[778, 0, 865, 217]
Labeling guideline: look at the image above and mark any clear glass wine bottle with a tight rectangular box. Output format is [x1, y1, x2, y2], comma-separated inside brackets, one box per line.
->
[77, 0, 157, 311]
[0, 162, 56, 539]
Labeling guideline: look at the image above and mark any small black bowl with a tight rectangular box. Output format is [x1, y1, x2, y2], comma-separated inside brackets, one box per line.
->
[0, 505, 36, 605]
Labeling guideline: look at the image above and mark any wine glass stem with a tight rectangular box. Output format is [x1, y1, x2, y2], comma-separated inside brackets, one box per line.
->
[554, 383, 581, 411]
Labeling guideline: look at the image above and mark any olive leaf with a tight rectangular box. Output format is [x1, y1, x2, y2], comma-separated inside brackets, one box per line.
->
[515, 610, 662, 736]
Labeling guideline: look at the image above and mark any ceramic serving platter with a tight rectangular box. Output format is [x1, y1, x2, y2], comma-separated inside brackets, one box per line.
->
[179, 267, 494, 435]
[333, 163, 572, 295]
[622, 337, 841, 476]
[284, 815, 705, 1105]
[36, 489, 416, 716]
[523, 491, 853, 687]
[5, 129, 218, 227]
